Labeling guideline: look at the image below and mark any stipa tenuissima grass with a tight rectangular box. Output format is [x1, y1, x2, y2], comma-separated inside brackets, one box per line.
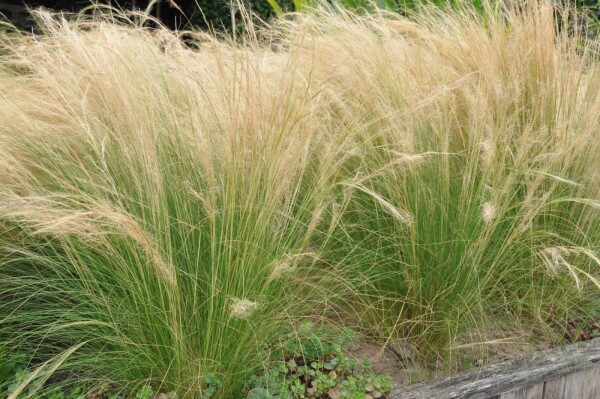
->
[1, 1, 600, 397]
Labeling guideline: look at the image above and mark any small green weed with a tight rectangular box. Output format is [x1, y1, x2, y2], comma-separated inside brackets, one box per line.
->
[245, 322, 392, 399]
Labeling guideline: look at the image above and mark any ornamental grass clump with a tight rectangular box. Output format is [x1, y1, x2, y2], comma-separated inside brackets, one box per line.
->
[292, 2, 600, 358]
[0, 10, 349, 398]
[1, 1, 600, 398]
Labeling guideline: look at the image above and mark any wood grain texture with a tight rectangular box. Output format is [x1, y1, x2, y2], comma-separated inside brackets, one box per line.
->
[541, 377, 565, 399]
[562, 367, 600, 398]
[499, 383, 544, 399]
[392, 338, 600, 399]
[582, 367, 600, 398]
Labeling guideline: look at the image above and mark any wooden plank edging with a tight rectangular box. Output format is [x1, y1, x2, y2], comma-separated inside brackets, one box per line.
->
[391, 338, 600, 399]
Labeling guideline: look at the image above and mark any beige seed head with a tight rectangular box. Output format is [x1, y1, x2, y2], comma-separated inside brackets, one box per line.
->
[230, 298, 260, 319]
[538, 247, 581, 290]
[480, 139, 495, 166]
[269, 260, 293, 281]
[481, 202, 496, 224]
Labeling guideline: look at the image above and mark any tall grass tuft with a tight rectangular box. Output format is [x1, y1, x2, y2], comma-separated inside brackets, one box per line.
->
[292, 1, 600, 358]
[0, 10, 349, 398]
[1, 1, 600, 397]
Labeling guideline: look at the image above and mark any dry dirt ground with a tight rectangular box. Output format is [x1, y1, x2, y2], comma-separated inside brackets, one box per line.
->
[346, 323, 556, 391]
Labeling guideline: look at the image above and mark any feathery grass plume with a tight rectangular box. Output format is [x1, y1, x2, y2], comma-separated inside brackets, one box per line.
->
[539, 246, 583, 289]
[481, 201, 497, 224]
[229, 298, 261, 319]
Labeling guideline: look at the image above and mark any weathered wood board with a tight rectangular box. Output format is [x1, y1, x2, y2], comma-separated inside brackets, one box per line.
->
[499, 383, 544, 399]
[498, 367, 600, 398]
[392, 338, 600, 399]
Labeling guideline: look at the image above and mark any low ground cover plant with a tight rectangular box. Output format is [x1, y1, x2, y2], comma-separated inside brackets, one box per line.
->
[1, 1, 600, 398]
[244, 321, 392, 399]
